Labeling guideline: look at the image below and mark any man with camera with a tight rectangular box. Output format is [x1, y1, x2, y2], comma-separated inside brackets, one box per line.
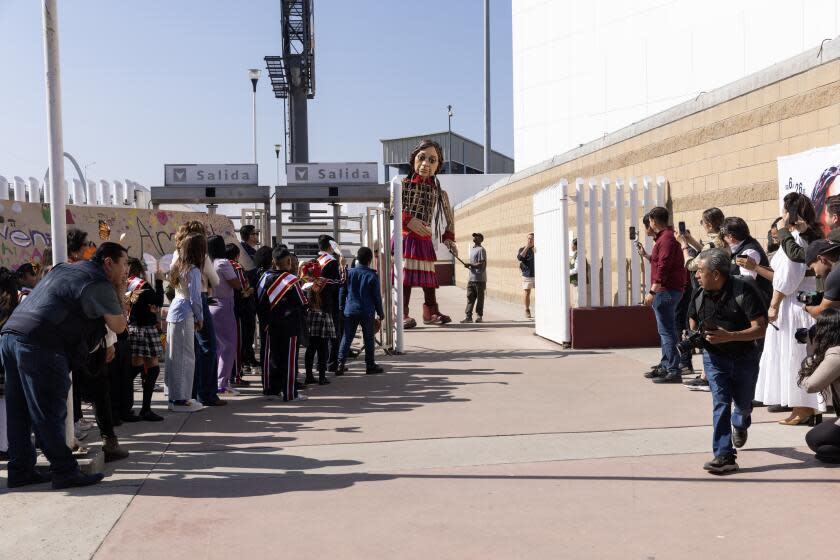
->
[688, 248, 767, 474]
[803, 238, 840, 318]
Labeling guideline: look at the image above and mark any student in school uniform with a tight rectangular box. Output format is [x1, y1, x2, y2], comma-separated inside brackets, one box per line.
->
[256, 247, 308, 401]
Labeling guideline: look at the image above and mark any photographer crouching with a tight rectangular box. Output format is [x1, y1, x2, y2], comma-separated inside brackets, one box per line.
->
[687, 248, 767, 474]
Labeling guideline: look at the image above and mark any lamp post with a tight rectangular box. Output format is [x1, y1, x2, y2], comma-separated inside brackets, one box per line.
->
[447, 105, 453, 174]
[274, 144, 282, 186]
[249, 68, 261, 164]
[83, 161, 96, 202]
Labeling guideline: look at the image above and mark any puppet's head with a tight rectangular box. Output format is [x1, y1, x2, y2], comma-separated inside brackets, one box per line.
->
[409, 139, 444, 179]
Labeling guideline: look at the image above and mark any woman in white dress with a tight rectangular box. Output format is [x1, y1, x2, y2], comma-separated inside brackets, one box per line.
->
[755, 193, 824, 425]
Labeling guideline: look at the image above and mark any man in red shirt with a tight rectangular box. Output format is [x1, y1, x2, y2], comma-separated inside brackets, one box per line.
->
[643, 207, 686, 384]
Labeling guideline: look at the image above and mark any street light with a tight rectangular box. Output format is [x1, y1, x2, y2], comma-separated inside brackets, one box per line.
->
[447, 105, 453, 174]
[274, 144, 282, 186]
[249, 68, 261, 164]
[83, 161, 96, 203]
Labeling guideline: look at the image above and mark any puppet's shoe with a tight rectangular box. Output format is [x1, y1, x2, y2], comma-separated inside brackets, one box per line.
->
[403, 316, 417, 329]
[422, 304, 451, 325]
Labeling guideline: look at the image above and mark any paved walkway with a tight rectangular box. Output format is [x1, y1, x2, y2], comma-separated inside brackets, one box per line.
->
[1, 286, 837, 559]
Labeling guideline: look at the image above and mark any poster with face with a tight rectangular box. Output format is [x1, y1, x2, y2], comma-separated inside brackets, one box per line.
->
[777, 144, 840, 233]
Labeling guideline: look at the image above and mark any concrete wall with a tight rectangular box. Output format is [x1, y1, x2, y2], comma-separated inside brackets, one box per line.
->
[456, 40, 840, 305]
[513, 0, 840, 171]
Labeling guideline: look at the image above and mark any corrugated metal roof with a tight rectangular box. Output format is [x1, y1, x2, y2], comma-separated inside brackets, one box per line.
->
[381, 131, 514, 174]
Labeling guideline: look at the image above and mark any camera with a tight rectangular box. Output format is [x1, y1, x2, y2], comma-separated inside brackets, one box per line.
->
[796, 291, 823, 306]
[678, 328, 706, 357]
[795, 325, 816, 345]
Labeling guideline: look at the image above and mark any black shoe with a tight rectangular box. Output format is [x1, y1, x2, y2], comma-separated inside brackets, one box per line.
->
[139, 409, 164, 422]
[204, 399, 228, 407]
[732, 427, 748, 449]
[336, 361, 346, 376]
[327, 364, 338, 373]
[121, 411, 142, 423]
[366, 364, 384, 374]
[644, 367, 666, 379]
[815, 453, 840, 464]
[767, 405, 792, 413]
[652, 373, 682, 384]
[679, 365, 695, 376]
[7, 469, 51, 489]
[752, 400, 766, 408]
[683, 376, 709, 387]
[318, 375, 331, 385]
[52, 471, 105, 490]
[304, 373, 317, 385]
[703, 455, 739, 474]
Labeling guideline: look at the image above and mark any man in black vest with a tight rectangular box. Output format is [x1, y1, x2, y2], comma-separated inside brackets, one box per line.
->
[721, 217, 772, 304]
[1, 242, 128, 489]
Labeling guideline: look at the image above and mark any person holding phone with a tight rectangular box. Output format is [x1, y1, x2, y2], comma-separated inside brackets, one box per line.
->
[674, 208, 729, 388]
[755, 193, 824, 426]
[640, 208, 686, 384]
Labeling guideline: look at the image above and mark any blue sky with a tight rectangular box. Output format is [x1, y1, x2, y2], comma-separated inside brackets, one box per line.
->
[0, 0, 513, 188]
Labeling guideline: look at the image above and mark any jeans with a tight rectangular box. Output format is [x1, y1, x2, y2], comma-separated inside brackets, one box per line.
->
[674, 289, 693, 370]
[0, 334, 78, 480]
[652, 289, 682, 375]
[193, 293, 219, 404]
[338, 314, 376, 367]
[703, 347, 760, 458]
[465, 281, 486, 318]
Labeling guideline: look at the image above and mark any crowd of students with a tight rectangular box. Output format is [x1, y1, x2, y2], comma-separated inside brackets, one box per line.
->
[639, 193, 840, 474]
[0, 222, 385, 489]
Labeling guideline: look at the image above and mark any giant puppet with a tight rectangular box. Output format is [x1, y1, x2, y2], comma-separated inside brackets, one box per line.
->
[398, 139, 457, 328]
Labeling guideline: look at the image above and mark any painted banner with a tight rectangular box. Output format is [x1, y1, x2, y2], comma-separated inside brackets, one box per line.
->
[777, 144, 840, 226]
[0, 200, 237, 271]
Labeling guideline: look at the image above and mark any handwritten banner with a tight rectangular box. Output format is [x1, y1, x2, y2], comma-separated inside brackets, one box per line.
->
[0, 201, 237, 271]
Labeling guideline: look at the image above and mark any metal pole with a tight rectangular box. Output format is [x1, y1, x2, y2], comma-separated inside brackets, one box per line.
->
[42, 0, 71, 447]
[447, 105, 452, 174]
[251, 80, 258, 164]
[391, 177, 404, 354]
[483, 0, 491, 174]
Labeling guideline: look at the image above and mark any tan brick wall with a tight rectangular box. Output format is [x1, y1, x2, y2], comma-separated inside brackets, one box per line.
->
[455, 60, 840, 305]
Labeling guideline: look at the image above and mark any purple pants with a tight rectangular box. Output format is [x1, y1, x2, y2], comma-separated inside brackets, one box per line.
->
[209, 296, 237, 390]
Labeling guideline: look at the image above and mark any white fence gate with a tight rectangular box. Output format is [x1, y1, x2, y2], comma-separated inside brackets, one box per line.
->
[533, 176, 667, 346]
[533, 180, 570, 345]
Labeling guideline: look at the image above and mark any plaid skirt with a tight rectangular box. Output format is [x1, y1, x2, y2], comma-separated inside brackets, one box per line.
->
[305, 309, 336, 339]
[129, 324, 164, 358]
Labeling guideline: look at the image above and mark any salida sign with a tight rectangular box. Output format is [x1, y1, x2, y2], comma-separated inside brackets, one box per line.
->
[287, 162, 378, 185]
[164, 164, 258, 186]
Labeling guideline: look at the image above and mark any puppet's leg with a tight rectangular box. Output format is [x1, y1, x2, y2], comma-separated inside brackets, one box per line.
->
[422, 287, 451, 325]
[403, 284, 417, 329]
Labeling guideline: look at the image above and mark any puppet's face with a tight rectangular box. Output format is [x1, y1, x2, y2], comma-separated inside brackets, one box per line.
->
[413, 147, 440, 178]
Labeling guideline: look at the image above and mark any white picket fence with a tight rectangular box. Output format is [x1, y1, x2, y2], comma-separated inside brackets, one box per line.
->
[0, 174, 150, 208]
[533, 175, 666, 346]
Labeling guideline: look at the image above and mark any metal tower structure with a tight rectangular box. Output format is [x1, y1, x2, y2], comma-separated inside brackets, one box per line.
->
[265, 0, 316, 222]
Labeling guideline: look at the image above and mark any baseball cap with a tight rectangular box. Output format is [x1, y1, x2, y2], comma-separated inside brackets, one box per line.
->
[471, 232, 484, 240]
[804, 239, 840, 265]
